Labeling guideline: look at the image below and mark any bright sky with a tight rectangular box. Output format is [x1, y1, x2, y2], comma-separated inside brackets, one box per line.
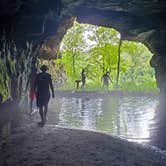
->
[60, 28, 97, 51]
[82, 30, 96, 46]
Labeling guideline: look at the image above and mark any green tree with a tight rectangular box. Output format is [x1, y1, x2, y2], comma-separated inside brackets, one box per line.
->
[59, 22, 156, 92]
[86, 26, 120, 85]
[61, 22, 88, 81]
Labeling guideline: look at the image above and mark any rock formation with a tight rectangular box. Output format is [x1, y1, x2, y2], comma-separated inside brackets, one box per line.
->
[0, 0, 166, 99]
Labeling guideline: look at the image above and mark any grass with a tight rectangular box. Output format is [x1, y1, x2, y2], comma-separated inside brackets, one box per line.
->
[57, 80, 159, 94]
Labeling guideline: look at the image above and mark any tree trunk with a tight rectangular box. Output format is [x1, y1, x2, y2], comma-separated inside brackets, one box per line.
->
[116, 38, 122, 87]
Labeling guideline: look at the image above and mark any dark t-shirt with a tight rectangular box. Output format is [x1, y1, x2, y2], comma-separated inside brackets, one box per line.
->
[102, 74, 110, 84]
[81, 72, 86, 82]
[35, 72, 52, 95]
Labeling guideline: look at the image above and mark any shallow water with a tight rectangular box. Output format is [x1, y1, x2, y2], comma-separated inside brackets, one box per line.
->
[0, 93, 161, 146]
[49, 94, 158, 143]
[1, 95, 166, 166]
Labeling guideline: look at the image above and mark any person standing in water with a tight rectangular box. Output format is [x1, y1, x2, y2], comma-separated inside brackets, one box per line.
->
[25, 67, 38, 114]
[81, 69, 86, 88]
[34, 65, 54, 125]
[101, 71, 113, 90]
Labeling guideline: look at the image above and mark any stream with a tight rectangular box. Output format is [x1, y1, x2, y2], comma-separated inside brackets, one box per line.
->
[47, 92, 159, 144]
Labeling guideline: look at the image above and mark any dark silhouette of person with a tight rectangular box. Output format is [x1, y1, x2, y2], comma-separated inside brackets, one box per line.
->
[101, 71, 113, 90]
[25, 67, 38, 114]
[75, 80, 81, 89]
[81, 69, 86, 88]
[34, 65, 54, 125]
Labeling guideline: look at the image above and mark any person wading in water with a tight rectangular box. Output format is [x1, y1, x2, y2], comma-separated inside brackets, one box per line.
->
[101, 71, 113, 90]
[35, 65, 54, 125]
[26, 67, 38, 114]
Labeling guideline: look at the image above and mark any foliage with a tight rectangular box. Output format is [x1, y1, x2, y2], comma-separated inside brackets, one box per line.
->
[0, 38, 35, 101]
[60, 22, 89, 81]
[58, 22, 157, 92]
[38, 59, 67, 89]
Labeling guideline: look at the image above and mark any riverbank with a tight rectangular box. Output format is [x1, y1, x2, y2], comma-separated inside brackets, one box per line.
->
[54, 90, 159, 98]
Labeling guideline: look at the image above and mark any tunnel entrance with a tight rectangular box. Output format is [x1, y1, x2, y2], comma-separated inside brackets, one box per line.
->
[34, 22, 160, 144]
[39, 21, 158, 93]
[1, 1, 166, 164]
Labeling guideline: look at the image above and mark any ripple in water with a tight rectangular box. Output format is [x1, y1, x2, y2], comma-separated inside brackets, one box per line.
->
[49, 95, 158, 143]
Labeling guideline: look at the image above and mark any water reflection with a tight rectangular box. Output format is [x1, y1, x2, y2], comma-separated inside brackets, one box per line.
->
[52, 95, 158, 143]
[2, 94, 166, 149]
[150, 97, 166, 150]
[58, 97, 102, 129]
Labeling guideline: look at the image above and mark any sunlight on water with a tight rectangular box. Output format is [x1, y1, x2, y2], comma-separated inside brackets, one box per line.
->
[50, 95, 158, 143]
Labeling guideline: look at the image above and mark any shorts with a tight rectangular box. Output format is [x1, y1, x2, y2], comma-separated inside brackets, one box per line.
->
[29, 89, 36, 100]
[36, 92, 50, 107]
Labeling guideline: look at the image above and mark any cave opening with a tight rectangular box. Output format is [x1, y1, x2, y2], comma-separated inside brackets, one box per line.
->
[35, 22, 161, 141]
[29, 22, 160, 143]
[39, 21, 158, 93]
[0, 1, 166, 163]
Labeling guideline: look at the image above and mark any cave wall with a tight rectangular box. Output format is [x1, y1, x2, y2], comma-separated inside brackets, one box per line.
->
[0, 0, 166, 99]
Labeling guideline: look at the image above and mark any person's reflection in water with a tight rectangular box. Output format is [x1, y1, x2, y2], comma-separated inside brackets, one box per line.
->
[75, 98, 85, 117]
[150, 100, 166, 150]
[80, 98, 85, 117]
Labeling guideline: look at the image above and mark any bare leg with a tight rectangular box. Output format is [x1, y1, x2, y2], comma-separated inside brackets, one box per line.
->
[103, 83, 106, 90]
[43, 104, 48, 123]
[82, 81, 85, 89]
[39, 106, 44, 123]
[30, 99, 33, 113]
[106, 84, 109, 90]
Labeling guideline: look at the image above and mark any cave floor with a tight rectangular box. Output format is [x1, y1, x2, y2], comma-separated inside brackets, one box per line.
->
[0, 124, 166, 166]
[0, 91, 165, 166]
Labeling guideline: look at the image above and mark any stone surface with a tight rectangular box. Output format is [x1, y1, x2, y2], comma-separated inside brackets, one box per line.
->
[0, 0, 166, 94]
[0, 124, 166, 166]
[0, 1, 166, 94]
[0, 0, 165, 54]
[1, 2, 166, 164]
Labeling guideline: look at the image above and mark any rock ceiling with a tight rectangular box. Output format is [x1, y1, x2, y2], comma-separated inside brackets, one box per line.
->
[0, 0, 166, 55]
